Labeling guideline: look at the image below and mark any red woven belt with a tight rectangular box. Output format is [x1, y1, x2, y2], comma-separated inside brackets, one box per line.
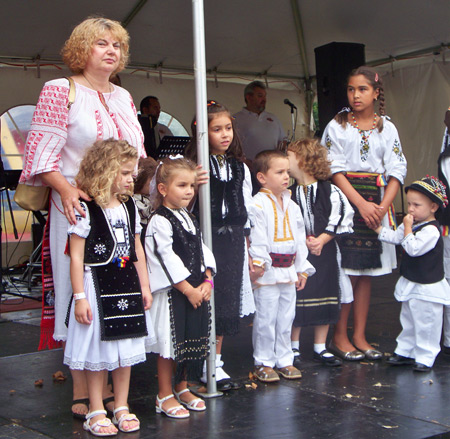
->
[269, 252, 296, 268]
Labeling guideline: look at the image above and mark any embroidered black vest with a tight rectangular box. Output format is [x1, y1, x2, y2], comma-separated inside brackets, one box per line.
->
[196, 157, 247, 227]
[290, 181, 332, 236]
[154, 206, 204, 287]
[400, 220, 444, 284]
[84, 198, 137, 266]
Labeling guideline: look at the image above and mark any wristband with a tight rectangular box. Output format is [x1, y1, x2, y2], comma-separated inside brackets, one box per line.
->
[204, 278, 214, 288]
[73, 292, 86, 301]
[300, 272, 309, 279]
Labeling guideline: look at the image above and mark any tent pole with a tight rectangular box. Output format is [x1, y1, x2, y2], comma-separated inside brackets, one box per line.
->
[192, 0, 221, 398]
[290, 0, 313, 131]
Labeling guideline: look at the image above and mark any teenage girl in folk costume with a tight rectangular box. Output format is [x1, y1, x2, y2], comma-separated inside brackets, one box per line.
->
[185, 100, 254, 390]
[321, 66, 407, 361]
[287, 139, 354, 367]
[145, 157, 216, 419]
[64, 139, 153, 436]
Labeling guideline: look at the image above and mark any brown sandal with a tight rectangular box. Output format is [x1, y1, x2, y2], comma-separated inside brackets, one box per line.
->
[276, 365, 302, 380]
[253, 366, 280, 383]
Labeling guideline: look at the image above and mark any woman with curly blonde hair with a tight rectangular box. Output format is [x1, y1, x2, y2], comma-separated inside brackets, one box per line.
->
[287, 139, 354, 367]
[18, 16, 145, 419]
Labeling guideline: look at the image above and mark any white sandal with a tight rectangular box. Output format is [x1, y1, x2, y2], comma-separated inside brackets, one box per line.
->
[155, 394, 190, 419]
[83, 410, 117, 437]
[174, 388, 206, 412]
[112, 406, 140, 433]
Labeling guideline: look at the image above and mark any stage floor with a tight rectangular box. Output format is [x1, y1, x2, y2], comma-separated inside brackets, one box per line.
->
[1, 270, 450, 439]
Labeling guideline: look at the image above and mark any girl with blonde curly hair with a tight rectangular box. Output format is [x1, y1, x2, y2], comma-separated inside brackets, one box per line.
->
[65, 138, 153, 435]
[287, 139, 354, 367]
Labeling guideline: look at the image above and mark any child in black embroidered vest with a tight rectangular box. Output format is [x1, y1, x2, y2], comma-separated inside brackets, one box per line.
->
[287, 139, 354, 367]
[64, 139, 153, 435]
[373, 176, 450, 372]
[145, 157, 216, 418]
[185, 100, 254, 389]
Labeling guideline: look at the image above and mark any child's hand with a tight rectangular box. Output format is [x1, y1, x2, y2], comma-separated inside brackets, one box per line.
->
[403, 213, 414, 228]
[199, 281, 212, 301]
[186, 287, 204, 309]
[295, 274, 307, 291]
[195, 165, 209, 187]
[357, 200, 383, 229]
[306, 236, 323, 256]
[142, 289, 153, 310]
[74, 299, 92, 325]
[250, 265, 264, 283]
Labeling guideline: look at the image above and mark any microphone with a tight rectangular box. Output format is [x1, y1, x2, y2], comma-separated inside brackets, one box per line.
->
[284, 99, 297, 109]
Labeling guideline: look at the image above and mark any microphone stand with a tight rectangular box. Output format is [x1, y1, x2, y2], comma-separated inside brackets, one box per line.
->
[289, 105, 297, 143]
[0, 157, 41, 302]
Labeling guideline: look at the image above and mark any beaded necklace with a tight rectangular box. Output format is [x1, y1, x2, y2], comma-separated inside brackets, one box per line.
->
[350, 111, 377, 147]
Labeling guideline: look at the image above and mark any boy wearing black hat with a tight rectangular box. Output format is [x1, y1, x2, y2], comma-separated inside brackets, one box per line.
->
[372, 176, 450, 372]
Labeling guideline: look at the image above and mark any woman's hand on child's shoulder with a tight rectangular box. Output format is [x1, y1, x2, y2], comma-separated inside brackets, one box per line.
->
[195, 165, 209, 187]
[74, 299, 93, 325]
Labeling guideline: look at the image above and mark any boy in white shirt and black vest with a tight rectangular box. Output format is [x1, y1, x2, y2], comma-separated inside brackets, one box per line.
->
[373, 176, 450, 372]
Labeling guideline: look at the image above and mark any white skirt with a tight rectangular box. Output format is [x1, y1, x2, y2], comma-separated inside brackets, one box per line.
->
[240, 238, 256, 317]
[64, 268, 156, 371]
[145, 288, 174, 359]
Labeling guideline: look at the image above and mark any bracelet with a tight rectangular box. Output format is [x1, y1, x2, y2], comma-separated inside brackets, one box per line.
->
[73, 292, 86, 301]
[300, 272, 309, 280]
[204, 278, 214, 288]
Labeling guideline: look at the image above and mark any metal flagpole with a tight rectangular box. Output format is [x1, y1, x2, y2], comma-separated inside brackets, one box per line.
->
[192, 0, 221, 398]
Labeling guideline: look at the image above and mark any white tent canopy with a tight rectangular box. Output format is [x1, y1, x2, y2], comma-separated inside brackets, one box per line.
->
[0, 0, 449, 185]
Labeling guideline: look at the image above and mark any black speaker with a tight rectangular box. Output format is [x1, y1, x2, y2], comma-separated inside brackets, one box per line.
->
[315, 42, 365, 135]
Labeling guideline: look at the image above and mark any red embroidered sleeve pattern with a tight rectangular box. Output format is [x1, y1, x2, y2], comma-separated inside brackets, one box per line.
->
[21, 84, 69, 182]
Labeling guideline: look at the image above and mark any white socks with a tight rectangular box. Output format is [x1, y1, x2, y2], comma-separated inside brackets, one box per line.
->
[291, 340, 300, 350]
[314, 343, 333, 357]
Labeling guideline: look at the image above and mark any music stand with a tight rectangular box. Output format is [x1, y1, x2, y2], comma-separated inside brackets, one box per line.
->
[157, 136, 191, 159]
[0, 160, 41, 302]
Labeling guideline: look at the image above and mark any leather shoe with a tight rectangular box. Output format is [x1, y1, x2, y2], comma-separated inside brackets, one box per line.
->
[217, 379, 242, 391]
[386, 353, 415, 366]
[328, 341, 364, 361]
[413, 362, 432, 372]
[313, 350, 342, 367]
[355, 347, 383, 361]
[442, 345, 450, 356]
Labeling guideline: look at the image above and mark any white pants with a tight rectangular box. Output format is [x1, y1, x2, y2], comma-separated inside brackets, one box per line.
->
[443, 236, 450, 346]
[395, 298, 443, 367]
[49, 192, 72, 341]
[252, 283, 296, 368]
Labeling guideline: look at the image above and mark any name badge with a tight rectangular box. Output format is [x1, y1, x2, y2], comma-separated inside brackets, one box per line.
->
[114, 226, 126, 244]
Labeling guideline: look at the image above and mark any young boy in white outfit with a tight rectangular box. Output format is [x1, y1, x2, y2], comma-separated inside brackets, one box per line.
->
[248, 150, 315, 382]
[373, 176, 450, 372]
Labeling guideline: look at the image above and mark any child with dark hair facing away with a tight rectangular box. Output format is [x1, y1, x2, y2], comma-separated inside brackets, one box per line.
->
[185, 100, 254, 390]
[145, 157, 216, 418]
[322, 66, 407, 361]
[249, 150, 315, 383]
[287, 139, 354, 367]
[133, 157, 158, 243]
[373, 176, 450, 371]
[64, 139, 153, 436]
